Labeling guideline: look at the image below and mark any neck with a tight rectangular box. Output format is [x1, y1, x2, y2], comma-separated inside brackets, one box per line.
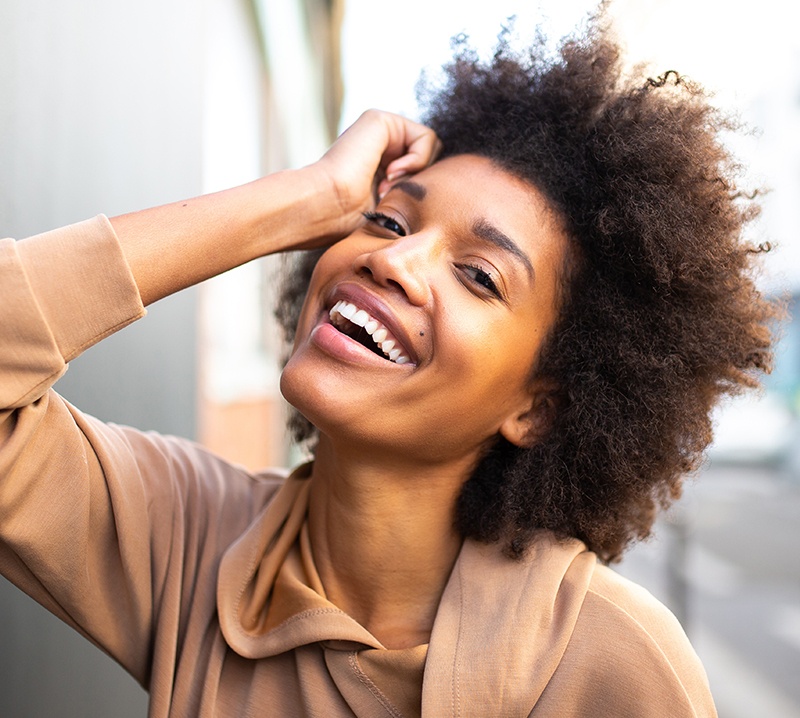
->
[307, 436, 475, 649]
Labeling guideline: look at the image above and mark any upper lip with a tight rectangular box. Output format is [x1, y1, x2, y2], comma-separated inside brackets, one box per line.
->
[324, 282, 421, 364]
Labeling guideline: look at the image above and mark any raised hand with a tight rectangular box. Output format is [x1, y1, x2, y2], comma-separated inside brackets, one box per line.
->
[311, 110, 442, 238]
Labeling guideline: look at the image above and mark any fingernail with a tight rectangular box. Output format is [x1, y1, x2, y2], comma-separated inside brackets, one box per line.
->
[386, 169, 407, 182]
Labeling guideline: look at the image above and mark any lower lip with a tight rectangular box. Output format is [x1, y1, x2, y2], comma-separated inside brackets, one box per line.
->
[310, 320, 403, 368]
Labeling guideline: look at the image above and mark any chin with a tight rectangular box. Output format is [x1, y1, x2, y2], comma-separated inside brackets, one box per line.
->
[280, 356, 343, 438]
[280, 361, 382, 456]
[279, 358, 316, 420]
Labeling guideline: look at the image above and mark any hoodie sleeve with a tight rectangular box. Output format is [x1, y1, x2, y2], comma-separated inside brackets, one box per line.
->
[0, 218, 265, 687]
[0, 216, 145, 409]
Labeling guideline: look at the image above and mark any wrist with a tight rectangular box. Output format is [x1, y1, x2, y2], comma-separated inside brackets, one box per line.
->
[275, 165, 361, 250]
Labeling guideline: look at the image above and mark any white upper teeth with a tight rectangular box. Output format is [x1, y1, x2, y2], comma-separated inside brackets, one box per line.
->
[329, 300, 411, 365]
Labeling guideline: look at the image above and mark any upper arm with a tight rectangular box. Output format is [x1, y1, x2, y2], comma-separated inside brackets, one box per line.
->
[0, 390, 274, 684]
[0, 218, 274, 683]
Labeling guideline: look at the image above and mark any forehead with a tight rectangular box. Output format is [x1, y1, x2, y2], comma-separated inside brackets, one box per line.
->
[392, 154, 559, 226]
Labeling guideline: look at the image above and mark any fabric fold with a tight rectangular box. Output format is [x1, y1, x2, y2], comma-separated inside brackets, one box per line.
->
[217, 464, 383, 658]
[422, 534, 595, 717]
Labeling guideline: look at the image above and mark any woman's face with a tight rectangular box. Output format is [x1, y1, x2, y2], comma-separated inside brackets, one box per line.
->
[281, 154, 569, 466]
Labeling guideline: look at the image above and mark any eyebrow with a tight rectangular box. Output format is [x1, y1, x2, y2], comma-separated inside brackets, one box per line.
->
[471, 218, 534, 279]
[392, 180, 427, 201]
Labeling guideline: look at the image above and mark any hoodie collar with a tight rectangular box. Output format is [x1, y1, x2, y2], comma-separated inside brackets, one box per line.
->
[217, 464, 383, 658]
[217, 465, 596, 715]
[422, 535, 596, 716]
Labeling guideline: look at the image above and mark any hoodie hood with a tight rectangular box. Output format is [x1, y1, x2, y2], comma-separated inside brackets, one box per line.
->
[217, 464, 383, 657]
[421, 533, 595, 716]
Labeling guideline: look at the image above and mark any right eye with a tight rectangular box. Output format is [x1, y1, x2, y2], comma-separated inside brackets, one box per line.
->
[362, 211, 407, 237]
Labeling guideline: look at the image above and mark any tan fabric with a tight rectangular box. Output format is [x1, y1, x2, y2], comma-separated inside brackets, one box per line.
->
[0, 217, 718, 717]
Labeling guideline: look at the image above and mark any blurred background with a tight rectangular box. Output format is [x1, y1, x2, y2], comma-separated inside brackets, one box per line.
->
[1, 0, 798, 715]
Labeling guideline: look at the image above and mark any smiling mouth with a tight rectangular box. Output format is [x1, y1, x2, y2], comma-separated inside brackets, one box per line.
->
[329, 300, 412, 365]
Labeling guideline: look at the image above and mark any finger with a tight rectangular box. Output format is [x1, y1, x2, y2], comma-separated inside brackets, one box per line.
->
[383, 127, 442, 181]
[377, 177, 394, 200]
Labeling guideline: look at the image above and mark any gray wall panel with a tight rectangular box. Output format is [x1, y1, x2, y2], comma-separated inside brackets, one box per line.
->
[0, 0, 211, 714]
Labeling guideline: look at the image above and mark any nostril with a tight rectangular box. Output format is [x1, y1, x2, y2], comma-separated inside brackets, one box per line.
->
[355, 249, 430, 306]
[358, 266, 402, 293]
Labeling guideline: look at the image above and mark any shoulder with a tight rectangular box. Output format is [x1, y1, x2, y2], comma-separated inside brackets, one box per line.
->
[584, 564, 686, 648]
[538, 562, 717, 717]
[81, 415, 289, 534]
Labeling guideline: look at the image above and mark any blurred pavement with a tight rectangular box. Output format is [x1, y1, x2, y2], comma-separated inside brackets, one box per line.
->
[617, 463, 800, 718]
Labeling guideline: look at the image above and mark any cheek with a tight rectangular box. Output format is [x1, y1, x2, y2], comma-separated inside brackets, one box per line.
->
[440, 306, 539, 385]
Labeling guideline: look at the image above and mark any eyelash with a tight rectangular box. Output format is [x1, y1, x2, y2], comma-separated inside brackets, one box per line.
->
[362, 211, 406, 237]
[459, 263, 501, 298]
[362, 212, 503, 299]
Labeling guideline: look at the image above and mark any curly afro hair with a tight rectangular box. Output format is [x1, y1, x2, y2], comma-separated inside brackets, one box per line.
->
[276, 15, 781, 563]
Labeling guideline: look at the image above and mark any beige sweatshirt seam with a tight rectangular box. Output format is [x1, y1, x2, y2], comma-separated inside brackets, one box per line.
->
[585, 588, 698, 714]
[347, 650, 405, 718]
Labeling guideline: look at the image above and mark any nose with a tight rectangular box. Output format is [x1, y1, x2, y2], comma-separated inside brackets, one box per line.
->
[354, 234, 434, 306]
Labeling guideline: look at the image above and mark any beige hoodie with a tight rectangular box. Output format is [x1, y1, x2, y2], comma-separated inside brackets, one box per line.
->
[0, 217, 717, 717]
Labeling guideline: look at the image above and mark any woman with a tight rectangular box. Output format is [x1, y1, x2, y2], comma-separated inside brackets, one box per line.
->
[0, 18, 777, 718]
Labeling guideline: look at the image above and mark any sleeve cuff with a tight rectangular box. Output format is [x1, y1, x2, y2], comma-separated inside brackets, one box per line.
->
[16, 215, 146, 363]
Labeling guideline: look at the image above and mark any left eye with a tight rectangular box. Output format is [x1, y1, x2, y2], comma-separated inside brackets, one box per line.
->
[362, 211, 406, 237]
[460, 263, 501, 297]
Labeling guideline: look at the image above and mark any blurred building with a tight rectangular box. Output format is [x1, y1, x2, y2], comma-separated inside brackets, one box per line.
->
[0, 0, 341, 715]
[200, 0, 343, 471]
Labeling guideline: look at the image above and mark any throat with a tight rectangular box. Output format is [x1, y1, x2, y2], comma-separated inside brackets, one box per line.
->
[306, 460, 465, 652]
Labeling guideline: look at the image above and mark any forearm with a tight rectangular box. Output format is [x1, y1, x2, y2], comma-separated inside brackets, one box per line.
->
[111, 110, 441, 306]
[110, 166, 342, 306]
[1, 109, 439, 407]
